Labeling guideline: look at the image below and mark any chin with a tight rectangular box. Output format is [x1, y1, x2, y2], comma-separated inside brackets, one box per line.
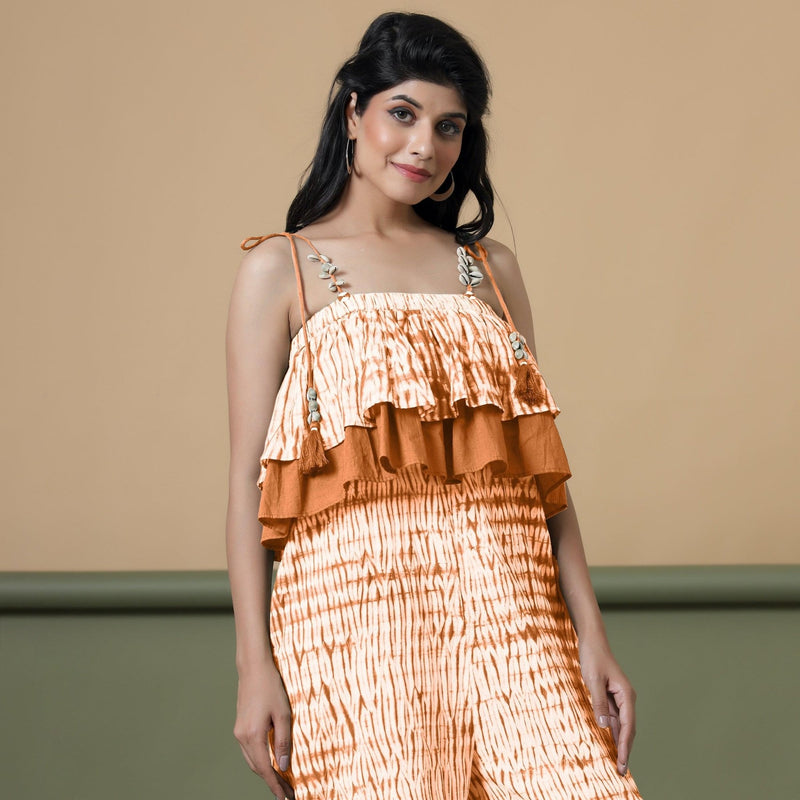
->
[368, 173, 434, 205]
[381, 186, 429, 206]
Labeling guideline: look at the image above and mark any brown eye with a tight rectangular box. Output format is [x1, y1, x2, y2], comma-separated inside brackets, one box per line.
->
[438, 120, 462, 136]
[389, 108, 413, 122]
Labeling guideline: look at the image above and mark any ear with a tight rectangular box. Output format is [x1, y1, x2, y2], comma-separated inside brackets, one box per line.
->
[345, 91, 360, 137]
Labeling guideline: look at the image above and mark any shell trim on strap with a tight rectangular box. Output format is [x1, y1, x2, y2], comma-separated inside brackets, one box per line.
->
[240, 232, 496, 477]
[258, 291, 559, 464]
[238, 232, 569, 561]
[463, 241, 547, 406]
[241, 233, 347, 474]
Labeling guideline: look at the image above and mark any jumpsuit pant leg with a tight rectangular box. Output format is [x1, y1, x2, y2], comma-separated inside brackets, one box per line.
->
[269, 466, 642, 800]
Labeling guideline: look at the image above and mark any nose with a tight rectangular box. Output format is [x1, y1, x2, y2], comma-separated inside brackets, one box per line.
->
[408, 123, 434, 158]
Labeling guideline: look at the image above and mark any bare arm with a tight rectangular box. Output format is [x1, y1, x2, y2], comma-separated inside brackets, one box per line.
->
[481, 238, 604, 636]
[546, 491, 636, 776]
[547, 487, 607, 642]
[225, 236, 296, 798]
[225, 237, 291, 667]
[483, 238, 636, 776]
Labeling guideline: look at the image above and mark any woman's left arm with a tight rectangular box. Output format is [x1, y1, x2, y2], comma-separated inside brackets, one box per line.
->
[481, 237, 636, 776]
[547, 491, 636, 776]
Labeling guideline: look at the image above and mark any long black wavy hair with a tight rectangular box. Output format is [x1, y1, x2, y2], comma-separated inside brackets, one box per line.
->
[285, 12, 494, 245]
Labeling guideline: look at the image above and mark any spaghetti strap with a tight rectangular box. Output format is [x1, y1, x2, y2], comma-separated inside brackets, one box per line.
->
[241, 233, 521, 339]
[464, 241, 548, 406]
[463, 242, 515, 327]
[239, 232, 335, 475]
[240, 232, 351, 331]
[239, 232, 546, 470]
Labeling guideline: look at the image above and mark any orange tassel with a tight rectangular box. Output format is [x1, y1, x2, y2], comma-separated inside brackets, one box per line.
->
[514, 361, 547, 405]
[299, 426, 329, 474]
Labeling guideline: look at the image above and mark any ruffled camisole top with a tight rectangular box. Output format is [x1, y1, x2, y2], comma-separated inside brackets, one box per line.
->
[239, 232, 572, 561]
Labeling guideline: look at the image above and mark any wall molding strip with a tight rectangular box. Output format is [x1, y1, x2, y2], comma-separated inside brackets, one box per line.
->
[1, 565, 798, 612]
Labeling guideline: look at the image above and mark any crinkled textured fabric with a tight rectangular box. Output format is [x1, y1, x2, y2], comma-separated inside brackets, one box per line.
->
[244, 233, 643, 798]
[268, 466, 642, 799]
[257, 291, 570, 561]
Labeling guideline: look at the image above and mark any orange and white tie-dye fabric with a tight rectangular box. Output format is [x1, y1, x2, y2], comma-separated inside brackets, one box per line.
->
[255, 291, 572, 562]
[268, 465, 642, 799]
[239, 234, 643, 798]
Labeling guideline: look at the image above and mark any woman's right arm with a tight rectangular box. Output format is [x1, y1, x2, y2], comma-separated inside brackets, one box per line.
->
[225, 237, 296, 800]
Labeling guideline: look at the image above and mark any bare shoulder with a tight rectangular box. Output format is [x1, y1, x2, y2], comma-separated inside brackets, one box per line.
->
[479, 236, 526, 292]
[237, 233, 296, 291]
[479, 236, 519, 268]
[227, 233, 297, 351]
[226, 233, 298, 483]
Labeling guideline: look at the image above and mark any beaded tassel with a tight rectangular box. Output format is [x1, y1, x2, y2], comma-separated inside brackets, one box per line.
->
[514, 361, 547, 405]
[240, 232, 344, 476]
[300, 426, 328, 473]
[508, 330, 547, 405]
[300, 386, 328, 474]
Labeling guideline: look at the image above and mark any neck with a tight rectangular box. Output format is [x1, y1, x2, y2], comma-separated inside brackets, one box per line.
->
[322, 174, 428, 238]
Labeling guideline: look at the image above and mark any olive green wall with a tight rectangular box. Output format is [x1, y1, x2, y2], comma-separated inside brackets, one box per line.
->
[3, 567, 799, 799]
[2, 1, 799, 570]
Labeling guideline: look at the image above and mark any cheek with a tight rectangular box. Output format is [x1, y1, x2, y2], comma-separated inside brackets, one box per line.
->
[362, 116, 404, 154]
[440, 139, 463, 167]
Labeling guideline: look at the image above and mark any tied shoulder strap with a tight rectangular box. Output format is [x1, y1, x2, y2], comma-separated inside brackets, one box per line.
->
[240, 232, 330, 475]
[463, 241, 547, 406]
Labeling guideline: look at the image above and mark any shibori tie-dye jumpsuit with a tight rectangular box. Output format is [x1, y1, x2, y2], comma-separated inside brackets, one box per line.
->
[239, 232, 643, 800]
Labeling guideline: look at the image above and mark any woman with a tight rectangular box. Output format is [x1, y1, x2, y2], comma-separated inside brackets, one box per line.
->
[226, 12, 643, 800]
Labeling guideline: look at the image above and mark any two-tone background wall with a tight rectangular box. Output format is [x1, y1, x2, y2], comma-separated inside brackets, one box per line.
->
[2, 1, 798, 798]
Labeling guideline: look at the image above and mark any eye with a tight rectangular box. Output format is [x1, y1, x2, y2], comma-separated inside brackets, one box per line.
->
[438, 119, 463, 136]
[389, 107, 414, 123]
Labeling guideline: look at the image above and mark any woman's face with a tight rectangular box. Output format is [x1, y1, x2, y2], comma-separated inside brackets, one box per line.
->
[346, 80, 468, 205]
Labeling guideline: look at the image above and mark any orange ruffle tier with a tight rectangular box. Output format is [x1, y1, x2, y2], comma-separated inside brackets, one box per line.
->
[258, 401, 571, 560]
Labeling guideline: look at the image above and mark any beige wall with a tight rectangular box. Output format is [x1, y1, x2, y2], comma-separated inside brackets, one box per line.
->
[2, 0, 797, 570]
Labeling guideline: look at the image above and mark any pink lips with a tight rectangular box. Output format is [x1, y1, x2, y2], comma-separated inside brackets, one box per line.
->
[392, 162, 432, 182]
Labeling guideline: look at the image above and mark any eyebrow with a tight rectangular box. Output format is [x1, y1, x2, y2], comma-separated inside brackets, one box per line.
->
[389, 94, 468, 122]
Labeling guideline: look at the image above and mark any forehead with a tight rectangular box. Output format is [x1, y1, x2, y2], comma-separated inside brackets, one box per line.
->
[374, 79, 466, 113]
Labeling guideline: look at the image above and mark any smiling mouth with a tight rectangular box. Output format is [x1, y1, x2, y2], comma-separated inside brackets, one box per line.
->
[392, 163, 432, 182]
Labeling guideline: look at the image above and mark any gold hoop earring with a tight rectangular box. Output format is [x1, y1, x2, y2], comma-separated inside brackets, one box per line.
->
[429, 171, 455, 202]
[345, 139, 355, 175]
